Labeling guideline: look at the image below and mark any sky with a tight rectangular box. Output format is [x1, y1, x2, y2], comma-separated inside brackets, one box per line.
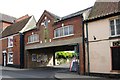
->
[0, 0, 96, 21]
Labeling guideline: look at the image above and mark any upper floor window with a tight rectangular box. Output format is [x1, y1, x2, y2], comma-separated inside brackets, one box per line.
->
[110, 18, 120, 36]
[28, 34, 39, 43]
[54, 25, 74, 38]
[8, 36, 13, 48]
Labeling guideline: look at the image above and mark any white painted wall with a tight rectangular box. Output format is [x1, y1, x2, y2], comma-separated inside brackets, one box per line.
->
[84, 16, 119, 74]
[89, 41, 111, 73]
[87, 19, 110, 41]
[20, 16, 37, 33]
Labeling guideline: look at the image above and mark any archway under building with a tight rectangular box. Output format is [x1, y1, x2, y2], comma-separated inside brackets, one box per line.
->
[25, 43, 80, 73]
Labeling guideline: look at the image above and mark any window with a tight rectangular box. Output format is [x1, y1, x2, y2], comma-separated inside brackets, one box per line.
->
[28, 34, 39, 43]
[64, 27, 69, 35]
[110, 18, 120, 36]
[69, 25, 74, 34]
[54, 25, 74, 38]
[60, 28, 63, 36]
[8, 53, 13, 64]
[8, 36, 13, 48]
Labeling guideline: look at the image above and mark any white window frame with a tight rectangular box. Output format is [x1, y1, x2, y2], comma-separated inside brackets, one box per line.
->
[110, 18, 120, 37]
[8, 36, 13, 48]
[8, 52, 13, 64]
[28, 34, 39, 44]
[54, 25, 74, 39]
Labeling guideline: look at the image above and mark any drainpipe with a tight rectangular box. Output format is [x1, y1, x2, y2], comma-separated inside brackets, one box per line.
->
[86, 22, 90, 75]
[20, 33, 24, 68]
[81, 15, 86, 74]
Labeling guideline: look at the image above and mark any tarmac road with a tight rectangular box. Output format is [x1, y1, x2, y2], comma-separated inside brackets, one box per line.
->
[1, 66, 69, 80]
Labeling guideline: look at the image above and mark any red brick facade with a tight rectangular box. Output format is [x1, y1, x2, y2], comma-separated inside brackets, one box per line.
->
[1, 15, 31, 68]
[0, 21, 13, 65]
[1, 34, 21, 67]
[53, 16, 85, 74]
[24, 29, 39, 46]
[53, 16, 82, 41]
[24, 11, 85, 74]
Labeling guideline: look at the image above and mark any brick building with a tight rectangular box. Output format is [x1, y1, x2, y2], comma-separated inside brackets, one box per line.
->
[24, 8, 91, 74]
[1, 15, 36, 68]
[0, 13, 16, 33]
[0, 13, 16, 65]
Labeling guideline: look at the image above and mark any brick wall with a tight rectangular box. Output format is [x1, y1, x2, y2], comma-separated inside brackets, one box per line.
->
[1, 34, 21, 67]
[24, 12, 85, 74]
[24, 29, 39, 46]
[13, 35, 20, 65]
[38, 13, 55, 43]
[53, 16, 82, 41]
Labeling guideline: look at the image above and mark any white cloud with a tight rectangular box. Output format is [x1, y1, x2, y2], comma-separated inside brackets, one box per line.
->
[0, 0, 96, 21]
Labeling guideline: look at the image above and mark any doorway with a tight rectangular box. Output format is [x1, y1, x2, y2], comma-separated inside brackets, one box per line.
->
[2, 52, 7, 66]
[111, 47, 120, 70]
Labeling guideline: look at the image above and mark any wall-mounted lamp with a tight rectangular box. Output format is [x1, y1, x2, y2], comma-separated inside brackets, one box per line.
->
[62, 23, 64, 26]
[32, 32, 34, 35]
[93, 36, 96, 40]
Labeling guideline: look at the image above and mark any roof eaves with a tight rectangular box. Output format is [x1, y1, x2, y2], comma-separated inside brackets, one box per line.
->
[2, 16, 31, 38]
[57, 7, 93, 22]
[84, 11, 120, 22]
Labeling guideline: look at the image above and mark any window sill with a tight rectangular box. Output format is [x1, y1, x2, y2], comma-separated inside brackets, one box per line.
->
[27, 41, 39, 44]
[7, 62, 13, 64]
[109, 35, 120, 39]
[8, 46, 13, 48]
[53, 34, 74, 39]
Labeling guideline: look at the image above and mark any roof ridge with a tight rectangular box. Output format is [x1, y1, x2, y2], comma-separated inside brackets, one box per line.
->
[0, 13, 16, 23]
[0, 13, 16, 19]
[62, 7, 93, 19]
[45, 10, 61, 20]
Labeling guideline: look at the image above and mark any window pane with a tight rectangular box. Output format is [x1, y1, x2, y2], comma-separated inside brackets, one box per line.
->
[110, 20, 115, 36]
[69, 25, 73, 34]
[64, 27, 69, 35]
[8, 36, 13, 47]
[9, 53, 13, 63]
[55, 29, 59, 37]
[116, 19, 120, 35]
[34, 34, 37, 41]
[54, 30, 56, 37]
[58, 29, 60, 37]
[28, 37, 30, 42]
[60, 28, 63, 36]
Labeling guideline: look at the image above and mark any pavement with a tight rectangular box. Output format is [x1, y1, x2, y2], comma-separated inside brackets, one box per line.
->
[54, 63, 101, 80]
[54, 70, 101, 80]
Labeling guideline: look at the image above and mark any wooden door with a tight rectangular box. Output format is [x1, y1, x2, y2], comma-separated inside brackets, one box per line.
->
[111, 47, 120, 70]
